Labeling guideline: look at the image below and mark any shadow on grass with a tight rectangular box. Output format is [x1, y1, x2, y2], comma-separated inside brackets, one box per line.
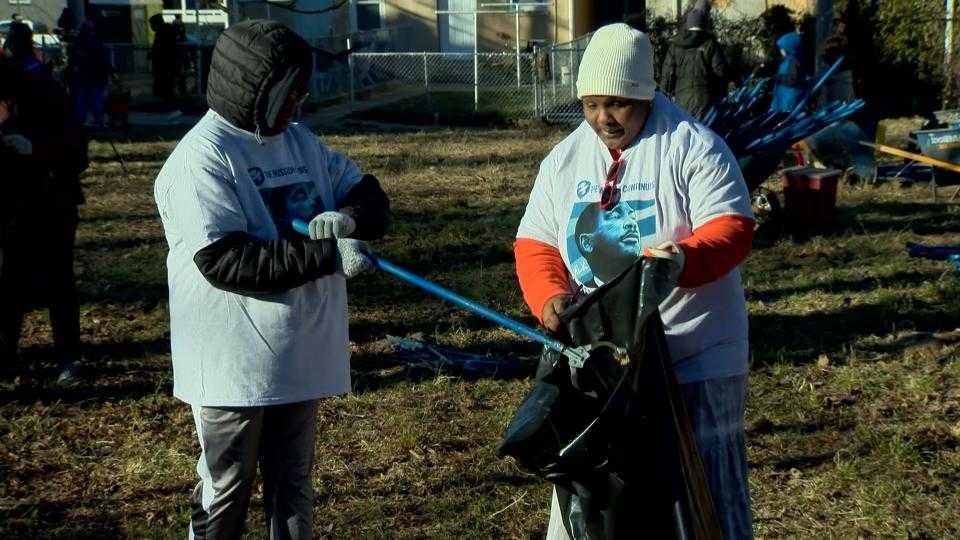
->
[2, 339, 171, 405]
[88, 151, 170, 164]
[349, 351, 538, 395]
[747, 269, 942, 304]
[0, 374, 172, 407]
[836, 201, 960, 235]
[750, 299, 958, 367]
[76, 235, 165, 252]
[373, 151, 541, 172]
[77, 280, 167, 307]
[88, 125, 193, 144]
[81, 212, 160, 225]
[0, 505, 125, 539]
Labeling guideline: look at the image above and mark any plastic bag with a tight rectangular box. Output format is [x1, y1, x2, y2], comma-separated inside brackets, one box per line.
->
[498, 257, 722, 539]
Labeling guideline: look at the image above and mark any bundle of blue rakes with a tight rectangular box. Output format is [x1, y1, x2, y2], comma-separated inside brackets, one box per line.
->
[697, 57, 865, 191]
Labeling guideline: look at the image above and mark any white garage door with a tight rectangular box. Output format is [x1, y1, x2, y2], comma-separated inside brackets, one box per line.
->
[439, 0, 476, 52]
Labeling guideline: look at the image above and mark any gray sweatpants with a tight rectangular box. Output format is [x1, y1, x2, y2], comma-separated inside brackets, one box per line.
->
[189, 400, 319, 540]
[546, 374, 753, 540]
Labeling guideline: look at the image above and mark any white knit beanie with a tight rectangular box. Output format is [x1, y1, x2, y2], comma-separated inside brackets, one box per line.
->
[576, 23, 655, 101]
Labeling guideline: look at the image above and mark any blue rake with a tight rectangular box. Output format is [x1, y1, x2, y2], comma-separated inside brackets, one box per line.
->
[291, 219, 591, 367]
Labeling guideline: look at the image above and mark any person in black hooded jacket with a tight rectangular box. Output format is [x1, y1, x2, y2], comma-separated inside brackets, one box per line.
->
[0, 57, 39, 382]
[154, 20, 390, 538]
[660, 0, 728, 118]
[0, 36, 89, 387]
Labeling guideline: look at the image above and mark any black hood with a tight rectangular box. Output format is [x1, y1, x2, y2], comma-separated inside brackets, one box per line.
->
[673, 29, 712, 49]
[207, 20, 313, 136]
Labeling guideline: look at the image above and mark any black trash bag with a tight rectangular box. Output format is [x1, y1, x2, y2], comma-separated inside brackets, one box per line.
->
[498, 257, 722, 540]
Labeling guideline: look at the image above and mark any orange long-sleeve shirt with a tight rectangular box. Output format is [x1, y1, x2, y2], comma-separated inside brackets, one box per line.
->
[515, 214, 754, 323]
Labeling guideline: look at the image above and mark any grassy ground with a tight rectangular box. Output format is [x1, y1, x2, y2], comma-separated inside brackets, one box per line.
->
[1, 124, 960, 538]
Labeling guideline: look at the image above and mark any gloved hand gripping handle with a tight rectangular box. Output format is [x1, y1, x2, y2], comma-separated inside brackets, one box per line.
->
[291, 219, 590, 367]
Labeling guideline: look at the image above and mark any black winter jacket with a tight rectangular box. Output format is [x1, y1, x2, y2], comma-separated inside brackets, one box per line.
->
[11, 64, 88, 208]
[660, 30, 728, 118]
[194, 20, 390, 296]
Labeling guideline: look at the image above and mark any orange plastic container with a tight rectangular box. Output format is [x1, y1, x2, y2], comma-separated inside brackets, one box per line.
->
[780, 166, 841, 236]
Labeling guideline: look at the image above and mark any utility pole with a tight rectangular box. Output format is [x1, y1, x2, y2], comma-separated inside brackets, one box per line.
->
[947, 0, 956, 78]
[946, 0, 957, 107]
[68, 0, 85, 29]
[815, 0, 834, 75]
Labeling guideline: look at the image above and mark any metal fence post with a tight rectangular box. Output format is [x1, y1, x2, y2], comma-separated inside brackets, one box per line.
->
[515, 10, 521, 88]
[532, 47, 539, 119]
[550, 48, 556, 101]
[423, 52, 431, 109]
[569, 46, 576, 100]
[196, 48, 203, 97]
[473, 14, 479, 112]
[347, 37, 356, 110]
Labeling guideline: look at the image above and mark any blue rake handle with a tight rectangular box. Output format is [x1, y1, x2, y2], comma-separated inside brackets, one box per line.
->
[292, 219, 590, 367]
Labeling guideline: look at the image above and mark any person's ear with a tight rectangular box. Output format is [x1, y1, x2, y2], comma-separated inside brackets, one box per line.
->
[578, 233, 595, 255]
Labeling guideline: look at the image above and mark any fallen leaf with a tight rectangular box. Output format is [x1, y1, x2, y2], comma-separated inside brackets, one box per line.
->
[816, 354, 831, 368]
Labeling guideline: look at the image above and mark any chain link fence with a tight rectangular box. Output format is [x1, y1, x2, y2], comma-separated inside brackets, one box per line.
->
[345, 33, 594, 126]
[104, 41, 349, 106]
[104, 43, 213, 100]
[534, 32, 591, 124]
[347, 51, 538, 124]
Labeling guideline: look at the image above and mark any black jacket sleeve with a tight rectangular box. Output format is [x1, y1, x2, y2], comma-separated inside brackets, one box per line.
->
[709, 40, 728, 85]
[193, 231, 339, 295]
[339, 173, 391, 241]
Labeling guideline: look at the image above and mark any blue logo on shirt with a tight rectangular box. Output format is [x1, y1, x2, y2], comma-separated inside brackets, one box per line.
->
[577, 180, 594, 198]
[577, 178, 653, 199]
[249, 167, 266, 186]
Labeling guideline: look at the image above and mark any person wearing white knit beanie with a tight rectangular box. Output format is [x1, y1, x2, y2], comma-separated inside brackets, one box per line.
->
[515, 22, 756, 540]
[576, 23, 656, 151]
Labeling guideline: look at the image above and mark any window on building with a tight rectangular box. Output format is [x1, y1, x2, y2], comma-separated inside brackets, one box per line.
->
[355, 0, 381, 31]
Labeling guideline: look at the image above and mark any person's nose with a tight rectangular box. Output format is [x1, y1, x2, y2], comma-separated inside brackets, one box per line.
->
[597, 108, 616, 127]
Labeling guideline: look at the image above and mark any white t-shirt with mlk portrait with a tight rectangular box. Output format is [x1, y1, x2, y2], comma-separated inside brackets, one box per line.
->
[154, 110, 362, 406]
[517, 93, 753, 384]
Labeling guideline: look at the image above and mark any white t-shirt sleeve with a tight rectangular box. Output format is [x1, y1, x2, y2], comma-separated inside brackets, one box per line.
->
[516, 152, 561, 247]
[683, 129, 754, 229]
[163, 144, 247, 255]
[315, 140, 363, 205]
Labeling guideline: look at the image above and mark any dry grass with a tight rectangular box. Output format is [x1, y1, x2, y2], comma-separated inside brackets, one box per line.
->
[1, 123, 959, 538]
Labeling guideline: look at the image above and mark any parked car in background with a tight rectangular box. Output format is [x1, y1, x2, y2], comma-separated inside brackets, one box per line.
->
[0, 19, 65, 65]
[0, 18, 34, 37]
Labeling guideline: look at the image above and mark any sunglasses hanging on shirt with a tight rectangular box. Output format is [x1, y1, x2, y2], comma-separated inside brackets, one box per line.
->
[600, 157, 625, 210]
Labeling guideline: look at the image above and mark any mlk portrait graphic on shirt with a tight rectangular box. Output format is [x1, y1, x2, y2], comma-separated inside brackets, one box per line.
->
[566, 199, 656, 287]
[259, 180, 324, 237]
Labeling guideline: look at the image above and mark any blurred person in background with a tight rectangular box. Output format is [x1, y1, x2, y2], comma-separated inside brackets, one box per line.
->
[770, 31, 807, 113]
[65, 20, 112, 128]
[0, 57, 39, 384]
[660, 0, 729, 117]
[3, 21, 45, 77]
[1, 25, 89, 387]
[149, 14, 179, 111]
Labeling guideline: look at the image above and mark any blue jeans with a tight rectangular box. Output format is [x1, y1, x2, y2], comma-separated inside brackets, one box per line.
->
[72, 83, 106, 125]
[680, 374, 753, 540]
[546, 374, 753, 539]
